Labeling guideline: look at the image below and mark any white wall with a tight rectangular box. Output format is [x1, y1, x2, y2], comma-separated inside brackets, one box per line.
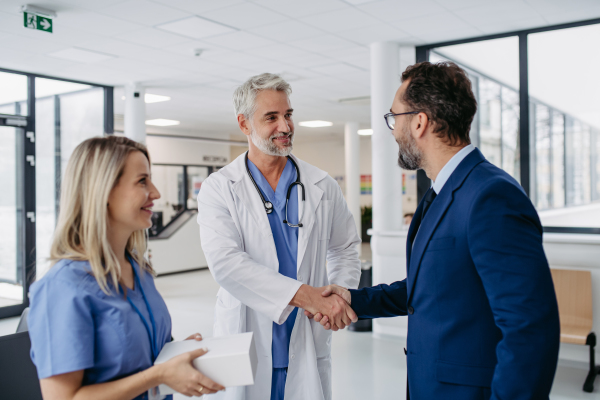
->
[147, 136, 230, 166]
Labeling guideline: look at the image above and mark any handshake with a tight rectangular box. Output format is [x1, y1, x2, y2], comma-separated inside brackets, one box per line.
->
[290, 284, 356, 331]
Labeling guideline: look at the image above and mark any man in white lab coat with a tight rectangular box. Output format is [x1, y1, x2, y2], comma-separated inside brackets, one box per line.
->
[197, 73, 361, 400]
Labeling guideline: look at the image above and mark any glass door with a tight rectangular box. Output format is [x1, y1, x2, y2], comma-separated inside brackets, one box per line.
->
[0, 126, 23, 310]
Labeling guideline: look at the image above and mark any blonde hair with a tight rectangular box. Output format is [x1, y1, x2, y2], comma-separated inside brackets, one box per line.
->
[50, 136, 154, 294]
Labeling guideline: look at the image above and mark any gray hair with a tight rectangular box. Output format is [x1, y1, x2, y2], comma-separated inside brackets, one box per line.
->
[233, 73, 292, 119]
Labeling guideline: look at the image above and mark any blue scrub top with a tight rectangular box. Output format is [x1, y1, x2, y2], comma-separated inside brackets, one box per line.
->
[247, 158, 299, 369]
[28, 258, 172, 400]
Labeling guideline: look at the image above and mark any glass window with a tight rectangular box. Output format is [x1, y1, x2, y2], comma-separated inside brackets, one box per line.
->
[35, 78, 104, 277]
[430, 36, 520, 181]
[152, 165, 185, 230]
[0, 127, 23, 307]
[529, 24, 600, 228]
[187, 166, 210, 210]
[0, 71, 28, 116]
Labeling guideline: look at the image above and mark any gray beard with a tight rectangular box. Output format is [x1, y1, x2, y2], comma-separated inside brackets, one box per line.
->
[397, 123, 423, 170]
[250, 126, 294, 157]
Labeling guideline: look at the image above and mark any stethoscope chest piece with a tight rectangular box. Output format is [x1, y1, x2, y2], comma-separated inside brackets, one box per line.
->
[265, 201, 273, 214]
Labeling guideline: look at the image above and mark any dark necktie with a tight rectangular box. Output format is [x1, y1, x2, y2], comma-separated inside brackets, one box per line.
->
[421, 188, 437, 220]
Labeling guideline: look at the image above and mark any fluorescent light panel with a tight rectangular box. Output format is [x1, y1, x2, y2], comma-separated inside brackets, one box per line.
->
[358, 129, 373, 135]
[145, 119, 180, 126]
[120, 94, 171, 103]
[299, 120, 333, 128]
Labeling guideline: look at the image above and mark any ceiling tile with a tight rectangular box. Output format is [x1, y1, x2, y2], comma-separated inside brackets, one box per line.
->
[114, 27, 191, 49]
[48, 47, 117, 63]
[151, 0, 246, 15]
[99, 0, 192, 26]
[300, 7, 382, 33]
[454, 0, 542, 27]
[201, 3, 289, 30]
[202, 31, 277, 51]
[524, 0, 599, 16]
[163, 39, 221, 57]
[247, 20, 326, 43]
[289, 35, 359, 54]
[1, 34, 69, 55]
[432, 0, 502, 11]
[336, 24, 411, 46]
[358, 0, 446, 22]
[310, 62, 367, 76]
[157, 16, 237, 40]
[58, 8, 145, 36]
[389, 12, 477, 37]
[475, 16, 548, 36]
[250, 0, 349, 18]
[541, 5, 600, 25]
[78, 37, 152, 57]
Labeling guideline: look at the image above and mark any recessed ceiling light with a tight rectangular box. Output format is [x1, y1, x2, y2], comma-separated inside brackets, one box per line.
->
[157, 16, 236, 40]
[145, 119, 180, 126]
[299, 120, 333, 128]
[48, 47, 115, 63]
[358, 129, 373, 135]
[121, 94, 172, 103]
[145, 94, 171, 103]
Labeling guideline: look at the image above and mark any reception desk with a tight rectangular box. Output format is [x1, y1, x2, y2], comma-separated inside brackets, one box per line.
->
[369, 229, 600, 366]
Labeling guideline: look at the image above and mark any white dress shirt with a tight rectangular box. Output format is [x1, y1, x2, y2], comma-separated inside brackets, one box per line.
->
[432, 144, 475, 195]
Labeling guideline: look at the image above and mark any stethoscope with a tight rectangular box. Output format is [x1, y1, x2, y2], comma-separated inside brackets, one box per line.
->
[245, 151, 305, 228]
[121, 255, 161, 362]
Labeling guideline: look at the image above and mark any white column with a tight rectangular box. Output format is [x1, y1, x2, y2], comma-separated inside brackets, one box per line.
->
[370, 42, 411, 340]
[371, 42, 404, 233]
[345, 122, 361, 257]
[124, 82, 146, 144]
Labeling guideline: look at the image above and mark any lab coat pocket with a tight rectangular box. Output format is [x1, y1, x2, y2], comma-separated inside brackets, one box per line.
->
[214, 290, 243, 336]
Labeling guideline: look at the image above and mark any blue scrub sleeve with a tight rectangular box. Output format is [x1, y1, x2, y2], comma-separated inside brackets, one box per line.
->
[29, 277, 95, 379]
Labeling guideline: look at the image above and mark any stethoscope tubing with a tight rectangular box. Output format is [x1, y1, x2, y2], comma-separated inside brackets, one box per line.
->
[245, 151, 305, 228]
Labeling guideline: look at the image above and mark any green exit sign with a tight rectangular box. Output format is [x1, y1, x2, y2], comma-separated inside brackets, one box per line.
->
[23, 12, 53, 33]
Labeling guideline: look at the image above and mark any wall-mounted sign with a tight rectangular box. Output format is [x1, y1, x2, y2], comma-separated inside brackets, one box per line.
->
[23, 12, 53, 33]
[360, 175, 372, 195]
[203, 155, 228, 164]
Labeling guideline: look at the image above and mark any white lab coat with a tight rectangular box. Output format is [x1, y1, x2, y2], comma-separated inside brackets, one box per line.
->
[197, 153, 361, 400]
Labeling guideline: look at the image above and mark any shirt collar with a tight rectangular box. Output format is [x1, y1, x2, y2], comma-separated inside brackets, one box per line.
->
[432, 144, 475, 195]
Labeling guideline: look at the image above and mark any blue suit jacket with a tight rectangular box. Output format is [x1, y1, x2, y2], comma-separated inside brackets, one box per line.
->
[350, 149, 560, 400]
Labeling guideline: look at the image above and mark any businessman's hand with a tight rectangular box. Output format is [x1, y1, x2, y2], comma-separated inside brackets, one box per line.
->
[291, 285, 357, 330]
[305, 285, 353, 330]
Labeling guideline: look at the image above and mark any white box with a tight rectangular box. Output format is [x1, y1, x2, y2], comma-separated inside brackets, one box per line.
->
[153, 332, 258, 395]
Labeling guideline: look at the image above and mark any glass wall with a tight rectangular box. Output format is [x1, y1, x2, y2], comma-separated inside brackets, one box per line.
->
[429, 36, 521, 182]
[528, 24, 600, 228]
[0, 68, 112, 318]
[427, 24, 600, 231]
[0, 126, 22, 307]
[35, 79, 104, 277]
[150, 164, 213, 237]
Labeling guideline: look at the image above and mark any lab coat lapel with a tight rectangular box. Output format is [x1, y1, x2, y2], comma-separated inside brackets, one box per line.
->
[292, 156, 325, 271]
[225, 154, 273, 239]
[406, 149, 487, 303]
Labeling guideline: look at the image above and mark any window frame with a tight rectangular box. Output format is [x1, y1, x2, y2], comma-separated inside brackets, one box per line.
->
[415, 17, 600, 235]
[0, 67, 113, 319]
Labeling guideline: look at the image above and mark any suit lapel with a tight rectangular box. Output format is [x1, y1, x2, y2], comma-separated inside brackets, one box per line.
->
[406, 149, 487, 303]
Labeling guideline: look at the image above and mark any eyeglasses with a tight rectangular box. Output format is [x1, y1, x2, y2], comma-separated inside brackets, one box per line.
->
[383, 111, 420, 130]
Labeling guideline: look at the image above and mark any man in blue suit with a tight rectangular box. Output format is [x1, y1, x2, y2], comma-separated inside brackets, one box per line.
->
[312, 62, 560, 399]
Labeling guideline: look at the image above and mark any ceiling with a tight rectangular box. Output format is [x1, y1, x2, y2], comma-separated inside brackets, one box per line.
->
[0, 0, 599, 140]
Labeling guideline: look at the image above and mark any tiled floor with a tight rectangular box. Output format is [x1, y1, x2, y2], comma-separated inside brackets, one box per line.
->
[1, 257, 599, 399]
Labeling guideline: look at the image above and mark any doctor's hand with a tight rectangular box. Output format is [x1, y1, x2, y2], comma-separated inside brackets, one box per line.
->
[291, 284, 357, 331]
[304, 285, 353, 331]
[157, 347, 225, 397]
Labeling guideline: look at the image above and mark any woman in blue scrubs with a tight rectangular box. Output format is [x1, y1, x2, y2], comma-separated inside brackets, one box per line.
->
[28, 136, 224, 400]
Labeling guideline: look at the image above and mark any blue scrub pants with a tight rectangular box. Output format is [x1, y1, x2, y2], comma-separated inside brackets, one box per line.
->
[271, 368, 288, 400]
